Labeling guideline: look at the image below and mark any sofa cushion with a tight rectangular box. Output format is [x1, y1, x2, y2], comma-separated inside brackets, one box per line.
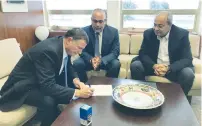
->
[0, 76, 8, 89]
[145, 74, 201, 90]
[119, 55, 138, 70]
[189, 34, 200, 58]
[119, 34, 130, 54]
[0, 105, 37, 126]
[0, 38, 22, 79]
[128, 69, 201, 89]
[145, 76, 172, 83]
[142, 74, 200, 89]
[191, 74, 201, 90]
[87, 68, 127, 79]
[188, 89, 201, 96]
[130, 34, 143, 55]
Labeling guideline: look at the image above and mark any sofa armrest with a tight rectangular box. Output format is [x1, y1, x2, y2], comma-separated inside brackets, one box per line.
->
[0, 76, 8, 90]
[193, 58, 201, 74]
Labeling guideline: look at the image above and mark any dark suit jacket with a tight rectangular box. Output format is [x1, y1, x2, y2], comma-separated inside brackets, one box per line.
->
[0, 36, 77, 112]
[137, 25, 193, 73]
[81, 25, 120, 65]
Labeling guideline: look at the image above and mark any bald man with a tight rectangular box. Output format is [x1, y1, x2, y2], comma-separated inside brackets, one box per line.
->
[73, 8, 120, 83]
[130, 11, 194, 98]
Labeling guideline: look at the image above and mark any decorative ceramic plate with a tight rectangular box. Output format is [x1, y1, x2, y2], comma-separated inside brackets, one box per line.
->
[112, 84, 165, 109]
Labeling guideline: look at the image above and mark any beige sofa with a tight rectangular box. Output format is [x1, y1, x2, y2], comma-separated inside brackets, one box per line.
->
[0, 38, 37, 126]
[0, 33, 200, 125]
[88, 33, 201, 96]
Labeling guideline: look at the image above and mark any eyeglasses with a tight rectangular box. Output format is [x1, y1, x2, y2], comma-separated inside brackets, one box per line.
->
[91, 19, 106, 24]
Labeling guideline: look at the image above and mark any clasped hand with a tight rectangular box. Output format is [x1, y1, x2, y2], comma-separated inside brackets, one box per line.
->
[91, 56, 101, 70]
[153, 64, 169, 77]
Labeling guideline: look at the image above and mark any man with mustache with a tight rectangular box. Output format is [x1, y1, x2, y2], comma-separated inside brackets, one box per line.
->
[130, 11, 194, 100]
[73, 8, 120, 83]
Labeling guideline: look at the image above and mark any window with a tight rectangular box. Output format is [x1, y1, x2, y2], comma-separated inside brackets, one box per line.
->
[45, 0, 107, 28]
[122, 0, 200, 30]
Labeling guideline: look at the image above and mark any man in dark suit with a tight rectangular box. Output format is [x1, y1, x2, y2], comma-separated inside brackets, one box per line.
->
[130, 11, 194, 96]
[0, 28, 94, 126]
[73, 9, 120, 83]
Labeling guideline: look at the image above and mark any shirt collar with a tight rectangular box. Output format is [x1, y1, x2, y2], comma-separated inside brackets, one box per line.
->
[157, 31, 170, 40]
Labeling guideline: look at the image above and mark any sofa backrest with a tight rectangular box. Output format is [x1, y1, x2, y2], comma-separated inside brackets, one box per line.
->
[125, 34, 201, 58]
[130, 34, 143, 55]
[0, 38, 22, 79]
[119, 34, 130, 54]
[189, 34, 201, 58]
[49, 31, 201, 58]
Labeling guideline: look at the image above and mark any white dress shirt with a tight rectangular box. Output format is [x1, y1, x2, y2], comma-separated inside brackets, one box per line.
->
[59, 42, 78, 100]
[59, 43, 68, 75]
[157, 32, 170, 65]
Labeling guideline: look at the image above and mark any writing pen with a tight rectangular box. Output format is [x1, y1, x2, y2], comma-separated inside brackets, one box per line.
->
[88, 83, 91, 88]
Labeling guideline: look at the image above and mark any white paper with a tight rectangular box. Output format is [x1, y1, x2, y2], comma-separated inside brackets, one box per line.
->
[91, 85, 112, 96]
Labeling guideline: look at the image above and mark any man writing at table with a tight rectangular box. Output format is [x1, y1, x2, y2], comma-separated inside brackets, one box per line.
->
[0, 28, 94, 126]
[73, 8, 120, 83]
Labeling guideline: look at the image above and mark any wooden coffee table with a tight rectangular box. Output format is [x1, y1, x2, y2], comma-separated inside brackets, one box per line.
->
[52, 77, 199, 126]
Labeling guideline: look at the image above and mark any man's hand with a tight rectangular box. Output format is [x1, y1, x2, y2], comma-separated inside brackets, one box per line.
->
[73, 78, 88, 89]
[91, 56, 101, 70]
[153, 64, 169, 77]
[74, 88, 94, 98]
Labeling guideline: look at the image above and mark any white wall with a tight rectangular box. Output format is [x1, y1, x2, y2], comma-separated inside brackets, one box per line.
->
[199, 0, 202, 33]
[195, 0, 202, 33]
[107, 0, 121, 30]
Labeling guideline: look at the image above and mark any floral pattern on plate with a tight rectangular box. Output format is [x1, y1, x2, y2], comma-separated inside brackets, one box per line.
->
[112, 84, 165, 109]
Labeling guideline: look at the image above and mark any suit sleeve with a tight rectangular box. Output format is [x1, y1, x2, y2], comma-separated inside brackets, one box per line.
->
[139, 32, 156, 70]
[34, 52, 75, 104]
[101, 29, 120, 65]
[169, 32, 193, 72]
[81, 27, 93, 64]
[81, 48, 93, 64]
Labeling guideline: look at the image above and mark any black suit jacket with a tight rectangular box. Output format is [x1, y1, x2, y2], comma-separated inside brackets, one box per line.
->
[0, 36, 77, 111]
[138, 25, 193, 72]
[81, 25, 120, 65]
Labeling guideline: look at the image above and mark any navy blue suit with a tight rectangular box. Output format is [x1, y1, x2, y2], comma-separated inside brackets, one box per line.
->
[130, 25, 195, 95]
[73, 25, 120, 82]
[0, 36, 77, 125]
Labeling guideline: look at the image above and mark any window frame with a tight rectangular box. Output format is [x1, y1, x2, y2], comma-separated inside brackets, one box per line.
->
[43, 1, 107, 29]
[121, 0, 200, 31]
[43, 0, 201, 32]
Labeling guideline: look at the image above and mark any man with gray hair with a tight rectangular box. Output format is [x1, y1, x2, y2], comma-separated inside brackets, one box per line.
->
[130, 11, 194, 100]
[0, 28, 94, 126]
[73, 8, 120, 83]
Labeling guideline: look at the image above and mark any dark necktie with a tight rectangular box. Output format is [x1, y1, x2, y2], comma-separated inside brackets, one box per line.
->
[95, 32, 100, 56]
[64, 56, 68, 87]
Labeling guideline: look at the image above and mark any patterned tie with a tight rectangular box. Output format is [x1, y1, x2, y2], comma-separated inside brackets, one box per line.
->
[95, 32, 100, 56]
[64, 56, 68, 87]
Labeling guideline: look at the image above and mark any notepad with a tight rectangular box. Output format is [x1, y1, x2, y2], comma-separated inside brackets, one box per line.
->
[91, 85, 113, 96]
